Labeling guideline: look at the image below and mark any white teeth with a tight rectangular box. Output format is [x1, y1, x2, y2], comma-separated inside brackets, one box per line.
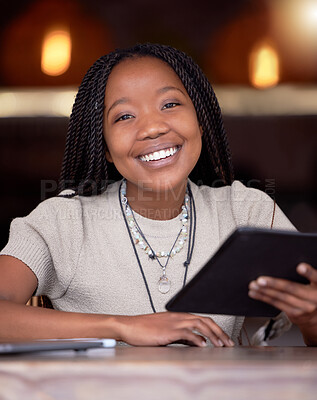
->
[139, 146, 179, 162]
[159, 150, 166, 159]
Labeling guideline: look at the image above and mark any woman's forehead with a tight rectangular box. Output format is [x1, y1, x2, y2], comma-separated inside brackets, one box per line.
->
[104, 56, 184, 97]
[110, 55, 174, 77]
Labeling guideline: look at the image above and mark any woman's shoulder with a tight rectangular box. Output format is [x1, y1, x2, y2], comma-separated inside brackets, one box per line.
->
[190, 179, 272, 203]
[27, 180, 122, 220]
[189, 179, 293, 229]
[24, 191, 83, 225]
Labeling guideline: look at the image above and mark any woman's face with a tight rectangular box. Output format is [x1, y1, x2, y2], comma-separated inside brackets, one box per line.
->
[103, 56, 202, 195]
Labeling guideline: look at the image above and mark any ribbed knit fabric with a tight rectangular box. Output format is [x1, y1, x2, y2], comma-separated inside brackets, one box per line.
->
[0, 180, 295, 343]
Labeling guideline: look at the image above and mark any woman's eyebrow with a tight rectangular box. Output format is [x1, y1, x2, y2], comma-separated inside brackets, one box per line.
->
[106, 97, 130, 117]
[157, 86, 186, 96]
[106, 87, 185, 117]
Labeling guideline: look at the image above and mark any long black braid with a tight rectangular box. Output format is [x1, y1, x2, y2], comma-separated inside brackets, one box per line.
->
[59, 43, 234, 196]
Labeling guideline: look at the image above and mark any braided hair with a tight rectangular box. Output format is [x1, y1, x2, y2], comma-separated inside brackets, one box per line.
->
[59, 43, 234, 196]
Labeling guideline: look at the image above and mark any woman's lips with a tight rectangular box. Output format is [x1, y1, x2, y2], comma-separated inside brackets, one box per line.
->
[138, 145, 180, 162]
[137, 145, 182, 168]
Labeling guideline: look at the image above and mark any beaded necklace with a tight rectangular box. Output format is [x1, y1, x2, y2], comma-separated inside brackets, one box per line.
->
[119, 180, 196, 313]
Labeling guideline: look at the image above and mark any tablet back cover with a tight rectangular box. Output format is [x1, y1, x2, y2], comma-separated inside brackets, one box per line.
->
[166, 228, 317, 317]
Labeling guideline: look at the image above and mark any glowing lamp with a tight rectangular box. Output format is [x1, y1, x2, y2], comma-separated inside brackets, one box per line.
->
[41, 29, 71, 76]
[249, 42, 280, 89]
[300, 0, 317, 30]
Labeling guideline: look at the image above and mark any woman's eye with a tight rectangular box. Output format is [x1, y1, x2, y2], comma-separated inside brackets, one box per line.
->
[115, 114, 133, 123]
[162, 102, 180, 110]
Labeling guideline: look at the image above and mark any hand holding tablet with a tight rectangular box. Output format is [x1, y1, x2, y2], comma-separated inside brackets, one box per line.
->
[166, 228, 317, 318]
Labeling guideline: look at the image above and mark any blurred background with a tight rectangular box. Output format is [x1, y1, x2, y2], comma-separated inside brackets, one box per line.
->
[0, 0, 316, 343]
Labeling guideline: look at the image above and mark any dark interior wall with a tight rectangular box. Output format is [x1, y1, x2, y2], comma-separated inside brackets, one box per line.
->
[2, 0, 316, 86]
[0, 0, 252, 76]
[0, 117, 68, 248]
[225, 115, 317, 233]
[1, 115, 316, 249]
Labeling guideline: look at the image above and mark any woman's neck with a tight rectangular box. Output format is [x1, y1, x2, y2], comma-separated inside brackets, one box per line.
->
[126, 181, 187, 221]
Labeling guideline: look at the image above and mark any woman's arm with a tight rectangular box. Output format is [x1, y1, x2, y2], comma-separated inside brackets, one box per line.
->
[248, 263, 317, 346]
[0, 255, 234, 347]
[0, 255, 120, 340]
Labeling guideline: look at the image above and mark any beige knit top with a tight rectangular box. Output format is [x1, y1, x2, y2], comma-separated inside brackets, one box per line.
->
[0, 180, 295, 343]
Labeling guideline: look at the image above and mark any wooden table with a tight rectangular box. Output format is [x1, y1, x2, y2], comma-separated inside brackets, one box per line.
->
[1, 346, 317, 400]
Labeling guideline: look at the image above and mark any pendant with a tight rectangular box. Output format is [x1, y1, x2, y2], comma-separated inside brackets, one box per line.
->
[158, 275, 171, 294]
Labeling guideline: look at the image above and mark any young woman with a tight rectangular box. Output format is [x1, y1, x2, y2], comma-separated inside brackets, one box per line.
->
[0, 44, 316, 346]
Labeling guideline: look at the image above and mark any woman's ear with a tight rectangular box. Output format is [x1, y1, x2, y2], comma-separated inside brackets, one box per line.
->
[199, 125, 203, 137]
[105, 149, 113, 163]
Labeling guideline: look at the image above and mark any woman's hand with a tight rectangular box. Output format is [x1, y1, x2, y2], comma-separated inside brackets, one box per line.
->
[248, 263, 317, 345]
[113, 312, 235, 347]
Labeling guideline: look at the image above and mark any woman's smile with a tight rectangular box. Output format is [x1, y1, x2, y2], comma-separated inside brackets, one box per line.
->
[137, 144, 182, 168]
[138, 144, 180, 162]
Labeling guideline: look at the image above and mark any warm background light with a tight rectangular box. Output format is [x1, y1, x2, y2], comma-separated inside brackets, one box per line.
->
[1, 0, 112, 86]
[269, 0, 317, 79]
[41, 29, 71, 76]
[249, 42, 280, 89]
[297, 0, 317, 33]
[270, 0, 317, 34]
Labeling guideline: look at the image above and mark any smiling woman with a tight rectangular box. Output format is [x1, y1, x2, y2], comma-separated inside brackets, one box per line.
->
[0, 43, 316, 347]
[103, 56, 202, 212]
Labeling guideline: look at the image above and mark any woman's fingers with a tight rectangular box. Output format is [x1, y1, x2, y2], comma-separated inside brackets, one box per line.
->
[176, 328, 207, 347]
[249, 268, 317, 305]
[249, 282, 316, 312]
[159, 312, 234, 347]
[182, 315, 235, 347]
[248, 263, 317, 322]
[297, 263, 317, 285]
[247, 264, 317, 344]
[248, 288, 311, 318]
[198, 316, 235, 347]
[117, 312, 235, 347]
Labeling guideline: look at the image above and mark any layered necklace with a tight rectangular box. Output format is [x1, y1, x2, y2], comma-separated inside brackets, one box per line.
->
[119, 180, 196, 313]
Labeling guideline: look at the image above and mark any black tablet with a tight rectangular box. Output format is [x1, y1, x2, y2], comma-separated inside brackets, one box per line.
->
[166, 227, 317, 317]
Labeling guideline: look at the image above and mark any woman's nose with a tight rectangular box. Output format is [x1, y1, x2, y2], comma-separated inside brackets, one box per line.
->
[136, 112, 170, 140]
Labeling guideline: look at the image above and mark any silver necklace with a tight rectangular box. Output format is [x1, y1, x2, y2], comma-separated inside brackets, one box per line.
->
[120, 180, 190, 294]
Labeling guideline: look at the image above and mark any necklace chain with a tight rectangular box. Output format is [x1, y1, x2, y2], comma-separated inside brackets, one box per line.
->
[120, 180, 190, 293]
[118, 180, 196, 312]
[120, 180, 190, 259]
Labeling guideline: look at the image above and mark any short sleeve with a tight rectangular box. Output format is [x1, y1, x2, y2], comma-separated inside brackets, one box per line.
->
[0, 196, 84, 298]
[230, 181, 296, 231]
